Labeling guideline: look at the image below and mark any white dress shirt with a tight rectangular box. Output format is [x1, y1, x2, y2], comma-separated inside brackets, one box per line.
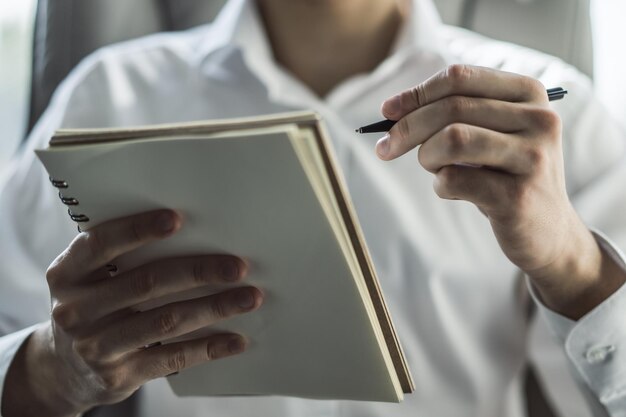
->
[1, 0, 626, 416]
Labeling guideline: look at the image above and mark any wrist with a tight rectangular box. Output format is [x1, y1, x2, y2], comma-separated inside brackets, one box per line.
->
[2, 324, 87, 417]
[528, 218, 626, 320]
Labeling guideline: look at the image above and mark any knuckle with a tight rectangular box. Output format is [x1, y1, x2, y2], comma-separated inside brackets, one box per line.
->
[433, 180, 448, 199]
[192, 260, 209, 285]
[206, 341, 223, 361]
[45, 261, 63, 287]
[166, 348, 187, 372]
[83, 231, 110, 263]
[433, 167, 458, 199]
[46, 244, 76, 287]
[408, 84, 426, 108]
[445, 96, 470, 116]
[98, 369, 126, 392]
[396, 117, 412, 145]
[74, 337, 105, 362]
[524, 146, 547, 167]
[129, 269, 156, 299]
[521, 77, 546, 99]
[439, 165, 458, 184]
[73, 338, 89, 357]
[443, 124, 469, 157]
[417, 145, 428, 169]
[155, 310, 179, 336]
[445, 64, 472, 87]
[210, 296, 229, 320]
[530, 108, 562, 135]
[51, 303, 79, 331]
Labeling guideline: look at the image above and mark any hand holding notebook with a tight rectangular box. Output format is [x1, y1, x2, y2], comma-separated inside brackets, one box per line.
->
[35, 209, 265, 412]
[36, 111, 413, 404]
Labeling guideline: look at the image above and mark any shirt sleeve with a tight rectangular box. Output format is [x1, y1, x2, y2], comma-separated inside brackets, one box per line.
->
[529, 232, 626, 340]
[0, 324, 45, 417]
[530, 64, 626, 416]
[565, 233, 626, 415]
[529, 231, 626, 416]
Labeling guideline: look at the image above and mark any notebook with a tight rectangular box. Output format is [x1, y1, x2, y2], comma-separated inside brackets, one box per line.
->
[36, 111, 414, 402]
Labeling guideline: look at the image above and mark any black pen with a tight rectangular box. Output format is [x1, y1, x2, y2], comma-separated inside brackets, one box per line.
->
[355, 87, 568, 134]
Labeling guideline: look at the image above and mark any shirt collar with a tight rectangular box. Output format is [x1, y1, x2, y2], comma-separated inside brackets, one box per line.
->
[197, 0, 448, 105]
[202, 0, 446, 58]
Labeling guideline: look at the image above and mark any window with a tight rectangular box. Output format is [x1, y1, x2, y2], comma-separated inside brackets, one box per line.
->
[0, 0, 36, 168]
[592, 1, 626, 130]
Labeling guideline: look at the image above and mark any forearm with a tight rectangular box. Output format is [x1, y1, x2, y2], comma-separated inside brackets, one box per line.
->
[2, 325, 83, 417]
[529, 218, 626, 320]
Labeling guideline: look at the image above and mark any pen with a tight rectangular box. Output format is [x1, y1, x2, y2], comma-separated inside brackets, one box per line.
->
[355, 87, 568, 134]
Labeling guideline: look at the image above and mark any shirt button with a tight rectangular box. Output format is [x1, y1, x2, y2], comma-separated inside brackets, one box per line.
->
[585, 345, 616, 364]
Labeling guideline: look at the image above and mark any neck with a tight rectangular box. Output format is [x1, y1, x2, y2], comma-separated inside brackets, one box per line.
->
[256, 0, 405, 98]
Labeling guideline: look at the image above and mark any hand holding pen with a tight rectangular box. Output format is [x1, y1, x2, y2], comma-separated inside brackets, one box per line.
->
[356, 87, 567, 134]
[357, 64, 609, 321]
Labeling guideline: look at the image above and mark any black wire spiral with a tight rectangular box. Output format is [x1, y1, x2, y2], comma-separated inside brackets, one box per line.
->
[49, 176, 89, 232]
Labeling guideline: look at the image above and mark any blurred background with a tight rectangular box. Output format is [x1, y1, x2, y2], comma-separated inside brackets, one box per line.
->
[0, 0, 36, 167]
[0, 2, 623, 416]
[0, 0, 625, 169]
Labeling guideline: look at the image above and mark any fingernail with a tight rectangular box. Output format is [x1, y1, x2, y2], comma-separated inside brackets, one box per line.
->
[228, 336, 246, 354]
[236, 289, 255, 310]
[376, 134, 390, 158]
[156, 212, 175, 234]
[383, 95, 401, 117]
[220, 259, 240, 281]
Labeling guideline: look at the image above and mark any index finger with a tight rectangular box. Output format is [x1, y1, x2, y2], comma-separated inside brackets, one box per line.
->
[381, 64, 547, 121]
[47, 210, 181, 286]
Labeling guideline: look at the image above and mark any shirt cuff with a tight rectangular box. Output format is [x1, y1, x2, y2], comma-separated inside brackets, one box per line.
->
[528, 230, 626, 414]
[0, 323, 43, 417]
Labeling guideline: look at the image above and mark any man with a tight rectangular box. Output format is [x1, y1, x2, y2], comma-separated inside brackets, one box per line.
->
[1, 0, 626, 416]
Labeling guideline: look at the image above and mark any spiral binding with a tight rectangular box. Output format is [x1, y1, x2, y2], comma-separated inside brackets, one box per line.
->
[67, 209, 90, 222]
[58, 192, 78, 206]
[49, 176, 89, 232]
[50, 179, 68, 189]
